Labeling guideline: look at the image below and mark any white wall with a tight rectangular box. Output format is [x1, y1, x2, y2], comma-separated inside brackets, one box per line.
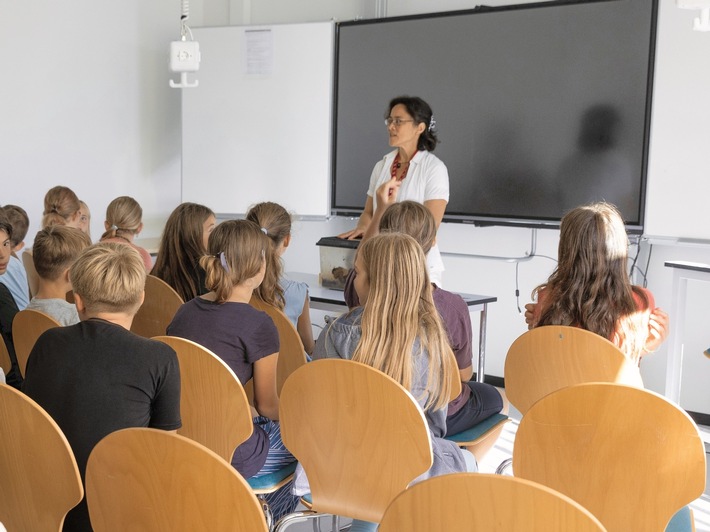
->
[3, 0, 709, 414]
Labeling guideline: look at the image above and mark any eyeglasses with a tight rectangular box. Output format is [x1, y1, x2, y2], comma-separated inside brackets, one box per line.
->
[384, 117, 415, 127]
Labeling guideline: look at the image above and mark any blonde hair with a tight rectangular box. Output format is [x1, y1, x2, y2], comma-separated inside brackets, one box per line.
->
[70, 243, 146, 314]
[199, 219, 267, 303]
[379, 201, 437, 255]
[245, 202, 291, 309]
[42, 186, 81, 228]
[32, 226, 92, 281]
[101, 196, 143, 240]
[352, 233, 454, 411]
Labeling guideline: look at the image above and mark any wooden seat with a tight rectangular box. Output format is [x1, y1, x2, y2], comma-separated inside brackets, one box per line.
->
[12, 308, 61, 377]
[378, 473, 606, 531]
[250, 296, 308, 395]
[85, 427, 268, 531]
[0, 336, 11, 376]
[504, 325, 644, 416]
[152, 336, 253, 463]
[513, 383, 706, 532]
[275, 359, 433, 530]
[0, 383, 83, 531]
[130, 275, 183, 338]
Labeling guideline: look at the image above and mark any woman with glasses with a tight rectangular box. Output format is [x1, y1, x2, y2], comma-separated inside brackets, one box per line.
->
[338, 96, 449, 285]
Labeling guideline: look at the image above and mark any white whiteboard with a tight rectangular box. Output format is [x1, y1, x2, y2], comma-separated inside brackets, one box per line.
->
[181, 22, 334, 217]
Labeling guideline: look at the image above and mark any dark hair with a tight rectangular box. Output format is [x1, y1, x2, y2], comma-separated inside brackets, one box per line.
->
[1, 205, 29, 247]
[386, 96, 439, 152]
[0, 212, 12, 241]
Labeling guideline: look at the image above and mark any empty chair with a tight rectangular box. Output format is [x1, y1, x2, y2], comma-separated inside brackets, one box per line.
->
[513, 383, 706, 532]
[12, 308, 61, 377]
[130, 274, 183, 338]
[504, 325, 643, 416]
[0, 383, 83, 531]
[378, 473, 606, 532]
[275, 359, 433, 530]
[85, 427, 268, 532]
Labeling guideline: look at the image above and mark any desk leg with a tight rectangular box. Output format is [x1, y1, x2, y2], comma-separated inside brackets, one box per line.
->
[665, 271, 687, 404]
[477, 303, 487, 383]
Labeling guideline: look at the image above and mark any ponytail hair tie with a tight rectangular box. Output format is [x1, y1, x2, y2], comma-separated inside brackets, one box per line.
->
[261, 227, 268, 235]
[428, 116, 436, 132]
[110, 224, 118, 231]
[219, 251, 230, 273]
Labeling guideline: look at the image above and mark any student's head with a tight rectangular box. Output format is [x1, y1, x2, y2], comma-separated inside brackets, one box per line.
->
[1, 205, 29, 252]
[0, 215, 12, 276]
[77, 200, 92, 238]
[101, 196, 144, 240]
[42, 186, 81, 229]
[386, 96, 438, 152]
[379, 201, 437, 255]
[70, 243, 146, 315]
[245, 202, 292, 308]
[199, 219, 268, 303]
[32, 226, 92, 283]
[151, 203, 215, 301]
[352, 232, 453, 410]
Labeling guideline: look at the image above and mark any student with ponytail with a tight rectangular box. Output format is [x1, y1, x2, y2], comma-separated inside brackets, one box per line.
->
[246, 202, 314, 354]
[100, 196, 152, 271]
[167, 219, 297, 520]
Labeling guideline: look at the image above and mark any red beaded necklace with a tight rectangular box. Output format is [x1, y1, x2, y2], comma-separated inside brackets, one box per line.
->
[391, 150, 417, 182]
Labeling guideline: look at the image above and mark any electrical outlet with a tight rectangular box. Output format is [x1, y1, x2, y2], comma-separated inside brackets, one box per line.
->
[170, 41, 200, 73]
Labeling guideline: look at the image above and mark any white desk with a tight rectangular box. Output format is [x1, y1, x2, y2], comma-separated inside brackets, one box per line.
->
[288, 272, 497, 383]
[664, 261, 710, 404]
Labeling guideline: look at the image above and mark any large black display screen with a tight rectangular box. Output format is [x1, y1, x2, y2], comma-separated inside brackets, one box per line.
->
[333, 0, 657, 231]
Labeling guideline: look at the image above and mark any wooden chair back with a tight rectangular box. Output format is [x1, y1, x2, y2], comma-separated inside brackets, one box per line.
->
[279, 359, 433, 524]
[0, 336, 11, 375]
[153, 336, 253, 463]
[378, 473, 606, 532]
[12, 308, 61, 377]
[250, 296, 308, 395]
[513, 383, 706, 532]
[504, 325, 644, 415]
[130, 275, 184, 338]
[21, 249, 39, 298]
[0, 383, 83, 531]
[86, 428, 268, 532]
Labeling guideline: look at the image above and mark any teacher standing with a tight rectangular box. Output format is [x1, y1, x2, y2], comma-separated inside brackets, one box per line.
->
[338, 96, 449, 285]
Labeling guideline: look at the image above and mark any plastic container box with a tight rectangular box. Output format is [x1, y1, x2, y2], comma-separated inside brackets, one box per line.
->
[316, 236, 360, 290]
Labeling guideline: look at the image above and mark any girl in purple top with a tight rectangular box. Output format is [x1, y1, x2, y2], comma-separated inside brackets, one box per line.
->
[167, 219, 297, 519]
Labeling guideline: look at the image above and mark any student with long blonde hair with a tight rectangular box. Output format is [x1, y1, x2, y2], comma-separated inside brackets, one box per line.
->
[315, 232, 474, 532]
[246, 202, 314, 354]
[167, 219, 297, 520]
[100, 196, 152, 271]
[529, 202, 668, 363]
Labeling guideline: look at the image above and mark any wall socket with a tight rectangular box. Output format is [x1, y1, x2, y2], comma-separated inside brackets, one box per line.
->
[170, 41, 200, 72]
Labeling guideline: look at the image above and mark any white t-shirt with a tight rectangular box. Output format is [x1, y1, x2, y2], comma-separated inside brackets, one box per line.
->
[367, 150, 449, 285]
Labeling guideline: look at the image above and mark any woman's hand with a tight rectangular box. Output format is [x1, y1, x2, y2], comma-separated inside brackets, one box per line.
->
[643, 307, 669, 355]
[338, 227, 365, 240]
[375, 177, 400, 211]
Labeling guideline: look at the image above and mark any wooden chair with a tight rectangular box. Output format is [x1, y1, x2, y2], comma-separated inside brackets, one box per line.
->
[513, 383, 707, 532]
[504, 325, 644, 416]
[85, 428, 268, 532]
[152, 335, 296, 526]
[152, 336, 253, 463]
[250, 295, 308, 395]
[0, 336, 11, 376]
[378, 473, 606, 531]
[21, 249, 38, 298]
[130, 275, 183, 338]
[274, 359, 433, 530]
[12, 308, 61, 377]
[0, 383, 83, 531]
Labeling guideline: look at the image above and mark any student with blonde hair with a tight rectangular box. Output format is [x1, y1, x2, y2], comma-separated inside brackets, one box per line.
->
[27, 226, 91, 325]
[528, 201, 668, 363]
[167, 219, 297, 520]
[100, 195, 152, 270]
[23, 243, 181, 532]
[314, 232, 474, 532]
[151, 202, 216, 301]
[246, 202, 314, 354]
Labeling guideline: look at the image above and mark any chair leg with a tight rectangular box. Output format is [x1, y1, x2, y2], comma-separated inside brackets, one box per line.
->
[495, 457, 513, 475]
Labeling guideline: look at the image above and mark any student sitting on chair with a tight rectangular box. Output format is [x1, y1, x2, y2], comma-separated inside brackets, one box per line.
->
[0, 205, 31, 310]
[27, 226, 91, 326]
[100, 196, 153, 271]
[0, 215, 22, 388]
[23, 243, 182, 532]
